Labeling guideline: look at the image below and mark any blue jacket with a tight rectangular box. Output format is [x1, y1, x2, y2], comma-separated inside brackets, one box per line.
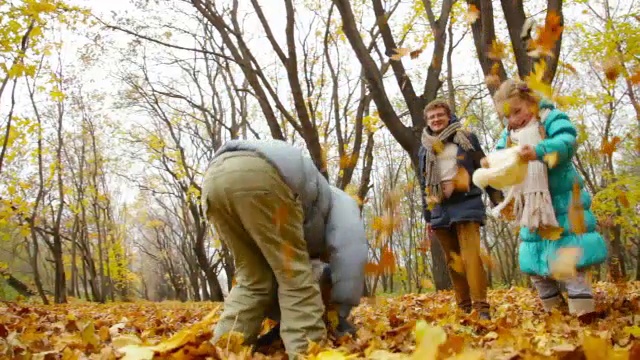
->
[418, 116, 503, 228]
[495, 100, 608, 276]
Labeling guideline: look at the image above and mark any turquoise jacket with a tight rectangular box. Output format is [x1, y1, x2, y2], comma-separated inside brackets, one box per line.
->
[495, 100, 608, 276]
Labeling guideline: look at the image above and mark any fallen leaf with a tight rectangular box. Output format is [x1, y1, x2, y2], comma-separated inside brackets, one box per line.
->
[112, 334, 143, 349]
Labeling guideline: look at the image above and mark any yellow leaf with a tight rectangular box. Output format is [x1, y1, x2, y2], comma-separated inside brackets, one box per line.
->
[390, 48, 411, 60]
[568, 180, 587, 235]
[487, 39, 506, 60]
[111, 334, 143, 349]
[602, 57, 621, 82]
[538, 225, 564, 240]
[524, 60, 553, 99]
[550, 247, 582, 281]
[412, 321, 447, 360]
[464, 4, 480, 24]
[79, 320, 99, 347]
[309, 349, 357, 359]
[119, 305, 220, 359]
[449, 252, 464, 274]
[432, 139, 444, 154]
[543, 152, 558, 168]
[421, 279, 434, 291]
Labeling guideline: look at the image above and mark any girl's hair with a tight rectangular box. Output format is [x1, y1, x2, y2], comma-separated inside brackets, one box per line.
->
[493, 79, 541, 117]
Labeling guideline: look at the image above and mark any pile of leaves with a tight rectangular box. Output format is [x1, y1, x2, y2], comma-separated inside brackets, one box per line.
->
[1, 282, 639, 359]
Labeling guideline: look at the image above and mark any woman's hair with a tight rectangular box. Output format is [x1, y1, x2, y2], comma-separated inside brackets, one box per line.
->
[493, 79, 541, 117]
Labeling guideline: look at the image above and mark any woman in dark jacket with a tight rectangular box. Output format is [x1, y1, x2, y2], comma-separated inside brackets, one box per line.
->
[418, 99, 502, 320]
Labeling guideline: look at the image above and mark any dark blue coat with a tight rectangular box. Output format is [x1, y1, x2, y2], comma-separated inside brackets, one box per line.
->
[417, 118, 502, 229]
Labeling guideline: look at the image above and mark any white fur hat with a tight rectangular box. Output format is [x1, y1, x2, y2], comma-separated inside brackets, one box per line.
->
[472, 146, 529, 190]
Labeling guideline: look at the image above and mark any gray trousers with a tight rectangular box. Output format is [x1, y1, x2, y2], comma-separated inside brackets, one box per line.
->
[530, 272, 595, 315]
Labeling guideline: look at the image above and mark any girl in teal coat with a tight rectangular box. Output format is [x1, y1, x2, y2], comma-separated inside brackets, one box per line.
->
[490, 79, 608, 317]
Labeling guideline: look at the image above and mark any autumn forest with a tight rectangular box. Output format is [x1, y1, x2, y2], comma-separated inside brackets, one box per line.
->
[1, 0, 639, 359]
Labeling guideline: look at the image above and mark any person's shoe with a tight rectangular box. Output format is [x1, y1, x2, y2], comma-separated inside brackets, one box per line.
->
[255, 323, 281, 349]
[334, 317, 356, 338]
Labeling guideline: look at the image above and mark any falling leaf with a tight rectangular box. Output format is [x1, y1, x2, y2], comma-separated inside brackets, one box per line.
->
[487, 39, 506, 60]
[432, 139, 445, 154]
[426, 195, 440, 211]
[449, 252, 465, 274]
[602, 57, 621, 81]
[479, 250, 495, 270]
[617, 193, 630, 208]
[525, 60, 554, 99]
[364, 262, 380, 275]
[326, 310, 340, 331]
[390, 48, 411, 61]
[485, 74, 501, 89]
[380, 246, 396, 274]
[543, 152, 559, 168]
[452, 167, 470, 192]
[464, 4, 480, 24]
[560, 61, 578, 75]
[568, 180, 586, 235]
[421, 279, 434, 291]
[600, 136, 621, 156]
[526, 11, 563, 58]
[412, 321, 447, 360]
[550, 247, 582, 281]
[630, 67, 640, 84]
[410, 48, 424, 59]
[538, 225, 564, 241]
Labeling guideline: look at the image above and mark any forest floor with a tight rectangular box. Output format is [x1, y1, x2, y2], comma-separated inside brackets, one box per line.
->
[1, 282, 639, 359]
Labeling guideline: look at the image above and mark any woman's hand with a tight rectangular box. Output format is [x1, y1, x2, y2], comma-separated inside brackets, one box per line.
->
[518, 145, 537, 162]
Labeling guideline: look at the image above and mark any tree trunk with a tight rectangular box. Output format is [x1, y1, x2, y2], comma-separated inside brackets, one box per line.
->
[53, 234, 67, 303]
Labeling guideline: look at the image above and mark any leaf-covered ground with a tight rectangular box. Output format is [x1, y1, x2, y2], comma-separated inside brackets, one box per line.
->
[1, 282, 639, 359]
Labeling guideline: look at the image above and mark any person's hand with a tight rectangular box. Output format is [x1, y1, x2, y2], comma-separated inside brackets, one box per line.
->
[518, 145, 537, 162]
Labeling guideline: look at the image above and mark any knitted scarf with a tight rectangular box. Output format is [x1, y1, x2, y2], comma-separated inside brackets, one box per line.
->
[421, 120, 475, 200]
[501, 109, 560, 230]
